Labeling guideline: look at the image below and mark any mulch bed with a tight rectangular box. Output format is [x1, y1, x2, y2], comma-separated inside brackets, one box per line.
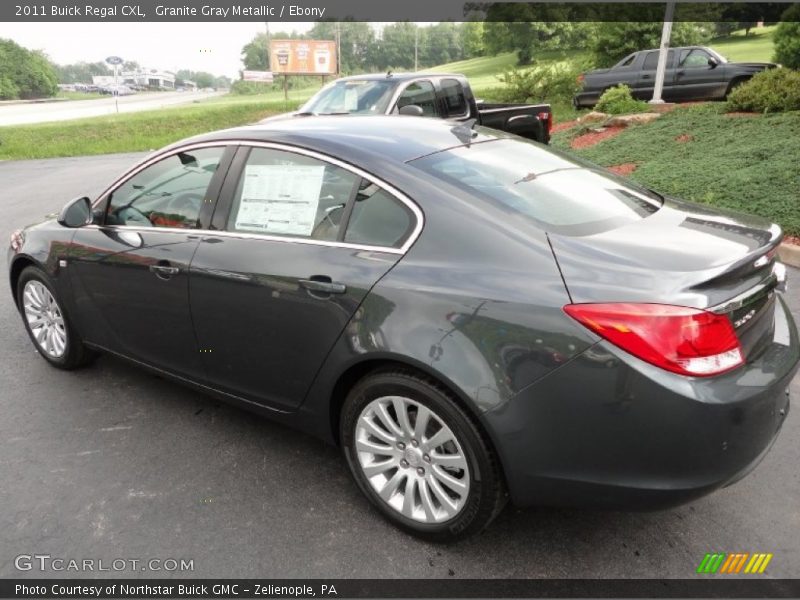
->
[607, 163, 638, 176]
[552, 119, 579, 133]
[570, 126, 625, 149]
[726, 112, 760, 118]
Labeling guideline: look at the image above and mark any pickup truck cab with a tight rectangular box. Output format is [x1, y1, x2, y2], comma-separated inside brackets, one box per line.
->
[279, 73, 552, 144]
[574, 46, 777, 108]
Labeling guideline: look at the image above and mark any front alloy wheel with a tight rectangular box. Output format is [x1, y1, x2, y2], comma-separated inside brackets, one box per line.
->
[16, 265, 93, 369]
[341, 370, 506, 541]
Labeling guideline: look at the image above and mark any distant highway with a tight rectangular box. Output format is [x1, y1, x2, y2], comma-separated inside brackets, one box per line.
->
[0, 90, 226, 127]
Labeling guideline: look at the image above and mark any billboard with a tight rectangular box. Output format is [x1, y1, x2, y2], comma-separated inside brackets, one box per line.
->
[270, 40, 337, 75]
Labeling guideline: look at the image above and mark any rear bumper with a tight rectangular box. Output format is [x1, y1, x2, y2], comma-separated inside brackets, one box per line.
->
[482, 294, 799, 509]
[573, 91, 600, 108]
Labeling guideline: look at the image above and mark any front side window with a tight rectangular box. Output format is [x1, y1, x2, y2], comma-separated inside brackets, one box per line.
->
[680, 49, 711, 68]
[227, 148, 359, 241]
[396, 81, 438, 116]
[106, 147, 225, 228]
[440, 79, 468, 118]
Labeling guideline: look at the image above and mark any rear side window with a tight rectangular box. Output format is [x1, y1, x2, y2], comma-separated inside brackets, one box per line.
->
[410, 138, 662, 236]
[643, 50, 675, 70]
[440, 79, 467, 118]
[344, 180, 414, 248]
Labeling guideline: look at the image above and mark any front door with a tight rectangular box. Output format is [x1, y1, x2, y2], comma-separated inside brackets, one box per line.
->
[189, 145, 420, 410]
[672, 48, 723, 100]
[69, 145, 230, 379]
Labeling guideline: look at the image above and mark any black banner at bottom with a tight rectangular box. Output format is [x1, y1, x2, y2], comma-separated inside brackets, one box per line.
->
[3, 579, 800, 599]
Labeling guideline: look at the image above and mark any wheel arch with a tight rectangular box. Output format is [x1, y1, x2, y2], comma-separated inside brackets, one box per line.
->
[327, 355, 510, 490]
[8, 255, 39, 309]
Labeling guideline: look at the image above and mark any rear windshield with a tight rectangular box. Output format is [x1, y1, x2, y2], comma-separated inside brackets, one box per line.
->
[409, 138, 662, 236]
[300, 80, 395, 115]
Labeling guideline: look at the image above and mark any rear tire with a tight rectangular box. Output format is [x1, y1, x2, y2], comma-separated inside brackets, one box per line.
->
[17, 265, 94, 370]
[341, 369, 506, 542]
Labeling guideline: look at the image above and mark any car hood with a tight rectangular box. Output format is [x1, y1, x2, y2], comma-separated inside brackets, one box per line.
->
[548, 197, 782, 309]
[727, 61, 778, 70]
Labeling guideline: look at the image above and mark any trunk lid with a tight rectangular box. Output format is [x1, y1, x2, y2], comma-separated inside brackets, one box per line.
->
[549, 198, 783, 361]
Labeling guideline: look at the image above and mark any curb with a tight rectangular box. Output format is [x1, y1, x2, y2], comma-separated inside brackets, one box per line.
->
[778, 242, 800, 269]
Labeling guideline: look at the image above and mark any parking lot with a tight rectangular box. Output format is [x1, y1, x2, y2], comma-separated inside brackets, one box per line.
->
[1, 153, 799, 579]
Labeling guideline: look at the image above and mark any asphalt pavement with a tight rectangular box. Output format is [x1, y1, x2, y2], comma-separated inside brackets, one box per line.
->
[0, 154, 798, 579]
[0, 91, 224, 127]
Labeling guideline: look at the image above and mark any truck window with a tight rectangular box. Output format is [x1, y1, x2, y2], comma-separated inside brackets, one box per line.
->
[396, 81, 438, 117]
[643, 50, 675, 70]
[440, 79, 468, 118]
[680, 49, 711, 68]
[615, 54, 636, 68]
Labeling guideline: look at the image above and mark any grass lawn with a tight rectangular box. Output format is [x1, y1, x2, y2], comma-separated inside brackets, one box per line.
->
[0, 99, 282, 160]
[551, 104, 800, 237]
[56, 91, 107, 101]
[710, 26, 776, 63]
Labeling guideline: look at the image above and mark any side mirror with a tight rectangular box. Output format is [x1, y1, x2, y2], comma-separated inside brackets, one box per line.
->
[57, 196, 92, 228]
[708, 57, 719, 68]
[398, 104, 424, 116]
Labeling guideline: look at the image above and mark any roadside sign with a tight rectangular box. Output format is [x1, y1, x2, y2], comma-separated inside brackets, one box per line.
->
[106, 56, 123, 65]
[269, 40, 337, 75]
[243, 70, 274, 83]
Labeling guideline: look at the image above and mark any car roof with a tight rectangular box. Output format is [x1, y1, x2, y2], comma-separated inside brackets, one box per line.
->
[173, 115, 498, 164]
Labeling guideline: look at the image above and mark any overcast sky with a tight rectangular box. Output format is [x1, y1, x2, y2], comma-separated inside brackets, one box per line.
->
[0, 22, 317, 78]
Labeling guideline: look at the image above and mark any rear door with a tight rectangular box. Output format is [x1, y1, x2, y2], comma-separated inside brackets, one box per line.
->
[635, 50, 676, 100]
[69, 144, 233, 379]
[188, 144, 422, 410]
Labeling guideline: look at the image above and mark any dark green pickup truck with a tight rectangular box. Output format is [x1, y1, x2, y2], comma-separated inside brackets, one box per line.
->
[574, 45, 777, 108]
[264, 72, 552, 144]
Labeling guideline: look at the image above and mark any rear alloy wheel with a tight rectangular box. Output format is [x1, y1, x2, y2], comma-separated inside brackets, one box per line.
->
[341, 370, 506, 541]
[17, 266, 93, 369]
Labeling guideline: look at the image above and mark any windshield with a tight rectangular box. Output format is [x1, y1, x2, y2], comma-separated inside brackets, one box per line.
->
[300, 79, 396, 115]
[410, 138, 663, 236]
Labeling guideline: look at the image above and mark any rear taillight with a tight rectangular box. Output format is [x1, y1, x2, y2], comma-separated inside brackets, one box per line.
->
[564, 303, 744, 377]
[537, 111, 552, 136]
[577, 74, 585, 84]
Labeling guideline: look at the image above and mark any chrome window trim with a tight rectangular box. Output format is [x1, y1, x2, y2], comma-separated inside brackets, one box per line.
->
[91, 139, 425, 255]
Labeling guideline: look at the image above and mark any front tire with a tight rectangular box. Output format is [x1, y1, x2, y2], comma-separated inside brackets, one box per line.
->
[341, 369, 506, 541]
[17, 265, 93, 370]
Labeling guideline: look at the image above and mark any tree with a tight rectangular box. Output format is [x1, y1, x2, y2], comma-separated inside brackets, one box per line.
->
[0, 39, 58, 99]
[122, 60, 140, 72]
[461, 21, 484, 58]
[308, 20, 374, 73]
[176, 69, 216, 88]
[591, 22, 712, 68]
[52, 61, 111, 84]
[773, 4, 800, 68]
[372, 22, 418, 70]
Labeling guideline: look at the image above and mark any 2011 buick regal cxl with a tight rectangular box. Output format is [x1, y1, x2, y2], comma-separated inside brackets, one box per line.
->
[8, 116, 798, 541]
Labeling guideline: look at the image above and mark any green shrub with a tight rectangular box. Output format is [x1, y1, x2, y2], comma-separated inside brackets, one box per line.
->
[595, 84, 651, 115]
[496, 60, 587, 105]
[773, 4, 800, 69]
[726, 68, 800, 113]
[230, 80, 273, 95]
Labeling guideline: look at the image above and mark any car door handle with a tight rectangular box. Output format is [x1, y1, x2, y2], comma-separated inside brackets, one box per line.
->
[299, 278, 346, 294]
[149, 263, 180, 279]
[642, 74, 651, 79]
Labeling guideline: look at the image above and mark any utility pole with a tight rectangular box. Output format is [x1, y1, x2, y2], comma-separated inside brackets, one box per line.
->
[414, 26, 418, 72]
[650, 0, 675, 104]
[336, 21, 341, 75]
[265, 21, 271, 71]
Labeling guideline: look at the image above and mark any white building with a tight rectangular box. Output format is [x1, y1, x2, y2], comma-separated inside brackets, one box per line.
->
[93, 70, 175, 90]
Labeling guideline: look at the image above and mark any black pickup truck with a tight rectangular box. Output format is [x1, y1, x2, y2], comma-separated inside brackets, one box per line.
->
[270, 73, 552, 144]
[574, 46, 777, 108]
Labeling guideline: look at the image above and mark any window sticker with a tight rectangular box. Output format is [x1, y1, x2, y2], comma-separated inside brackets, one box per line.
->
[235, 165, 325, 236]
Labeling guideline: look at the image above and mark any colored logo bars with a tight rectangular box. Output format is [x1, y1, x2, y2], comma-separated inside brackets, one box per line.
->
[697, 552, 773, 574]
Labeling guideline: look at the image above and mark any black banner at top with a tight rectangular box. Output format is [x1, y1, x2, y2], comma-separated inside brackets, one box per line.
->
[2, 0, 799, 22]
